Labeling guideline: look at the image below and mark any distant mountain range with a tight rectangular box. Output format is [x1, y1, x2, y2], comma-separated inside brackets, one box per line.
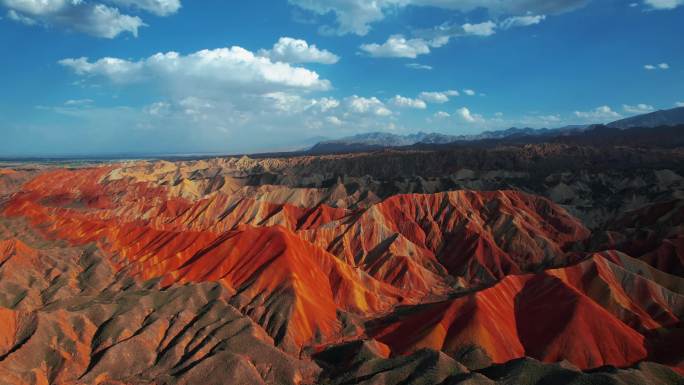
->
[306, 107, 684, 154]
[608, 106, 684, 129]
[307, 126, 588, 153]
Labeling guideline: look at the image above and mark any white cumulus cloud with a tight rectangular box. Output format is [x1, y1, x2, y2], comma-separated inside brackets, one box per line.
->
[43, 38, 422, 153]
[390, 95, 427, 109]
[64, 98, 94, 106]
[462, 21, 497, 36]
[456, 107, 484, 123]
[0, 0, 184, 38]
[419, 90, 459, 103]
[326, 116, 343, 126]
[59, 46, 331, 91]
[644, 0, 684, 10]
[406, 63, 433, 70]
[288, 0, 388, 35]
[574, 105, 622, 121]
[500, 14, 546, 29]
[6, 8, 36, 24]
[259, 37, 339, 64]
[109, 0, 180, 16]
[314, 97, 340, 112]
[359, 11, 548, 59]
[623, 103, 655, 114]
[263, 92, 316, 113]
[645, 63, 670, 70]
[359, 35, 431, 58]
[288, 0, 586, 36]
[346, 95, 392, 116]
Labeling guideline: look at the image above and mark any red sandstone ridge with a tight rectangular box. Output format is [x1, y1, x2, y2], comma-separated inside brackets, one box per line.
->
[2, 201, 404, 351]
[0, 238, 38, 266]
[369, 251, 684, 370]
[303, 190, 590, 290]
[112, 224, 406, 350]
[2, 167, 592, 351]
[6, 167, 591, 289]
[1, 160, 682, 383]
[0, 307, 37, 361]
[597, 199, 684, 277]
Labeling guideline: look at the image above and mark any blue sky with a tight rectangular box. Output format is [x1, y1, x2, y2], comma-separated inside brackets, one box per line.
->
[1, 0, 683, 156]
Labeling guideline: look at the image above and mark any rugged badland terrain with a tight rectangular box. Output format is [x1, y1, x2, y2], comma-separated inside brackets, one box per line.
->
[1, 126, 683, 385]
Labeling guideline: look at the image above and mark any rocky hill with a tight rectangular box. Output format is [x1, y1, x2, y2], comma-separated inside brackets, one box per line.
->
[0, 133, 683, 384]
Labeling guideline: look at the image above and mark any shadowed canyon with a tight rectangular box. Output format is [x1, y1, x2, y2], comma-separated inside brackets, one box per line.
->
[1, 129, 684, 385]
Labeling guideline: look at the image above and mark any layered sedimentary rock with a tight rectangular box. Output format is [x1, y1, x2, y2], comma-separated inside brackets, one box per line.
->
[369, 251, 683, 370]
[0, 144, 682, 384]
